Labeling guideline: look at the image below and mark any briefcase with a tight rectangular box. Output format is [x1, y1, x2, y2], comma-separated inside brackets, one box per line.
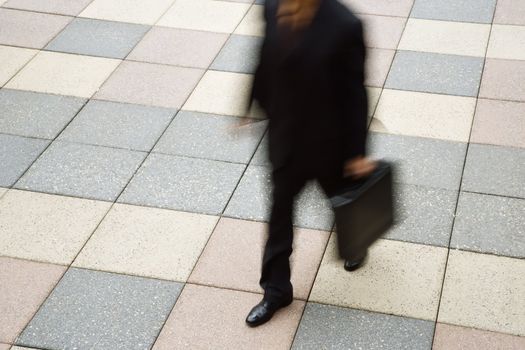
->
[330, 161, 394, 261]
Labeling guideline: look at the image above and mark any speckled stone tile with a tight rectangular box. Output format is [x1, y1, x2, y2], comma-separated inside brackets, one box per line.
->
[16, 141, 146, 201]
[365, 48, 395, 88]
[46, 18, 150, 59]
[494, 0, 525, 25]
[95, 61, 204, 109]
[487, 25, 525, 61]
[433, 323, 525, 350]
[310, 237, 448, 320]
[153, 284, 304, 350]
[224, 165, 335, 230]
[234, 5, 265, 37]
[385, 51, 484, 97]
[462, 144, 525, 198]
[411, 0, 496, 23]
[251, 133, 269, 166]
[0, 257, 65, 343]
[74, 204, 218, 281]
[292, 303, 434, 350]
[183, 70, 253, 117]
[0, 190, 110, 264]
[119, 154, 245, 215]
[17, 268, 183, 350]
[0, 344, 8, 350]
[385, 183, 457, 247]
[471, 99, 525, 149]
[368, 132, 467, 191]
[341, 0, 414, 17]
[367, 87, 382, 119]
[0, 188, 6, 198]
[0, 133, 49, 187]
[59, 100, 175, 152]
[452, 192, 525, 258]
[0, 46, 37, 87]
[0, 8, 72, 48]
[128, 27, 228, 69]
[398, 19, 490, 57]
[6, 51, 121, 99]
[479, 59, 525, 102]
[157, 0, 250, 34]
[360, 14, 406, 49]
[189, 218, 329, 300]
[2, 0, 93, 16]
[439, 250, 525, 336]
[154, 111, 266, 163]
[0, 89, 85, 139]
[211, 35, 262, 74]
[79, 0, 175, 25]
[371, 89, 476, 142]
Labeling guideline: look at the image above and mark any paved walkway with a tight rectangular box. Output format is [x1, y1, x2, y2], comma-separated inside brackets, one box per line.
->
[1, 0, 524, 349]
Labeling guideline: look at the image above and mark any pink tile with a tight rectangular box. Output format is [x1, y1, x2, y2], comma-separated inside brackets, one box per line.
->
[0, 8, 72, 49]
[360, 14, 406, 50]
[366, 48, 395, 87]
[128, 27, 228, 69]
[480, 59, 525, 102]
[342, 0, 414, 17]
[0, 344, 10, 350]
[0, 257, 66, 343]
[95, 61, 204, 109]
[153, 284, 304, 350]
[188, 218, 329, 300]
[471, 99, 525, 148]
[494, 0, 525, 25]
[2, 0, 93, 16]
[433, 323, 525, 350]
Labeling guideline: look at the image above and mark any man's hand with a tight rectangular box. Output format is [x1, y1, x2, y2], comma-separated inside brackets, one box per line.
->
[344, 156, 376, 179]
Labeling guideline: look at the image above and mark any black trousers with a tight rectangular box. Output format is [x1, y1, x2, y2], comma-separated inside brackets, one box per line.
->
[260, 160, 342, 302]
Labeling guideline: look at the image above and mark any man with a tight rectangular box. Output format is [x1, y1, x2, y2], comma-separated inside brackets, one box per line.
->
[246, 0, 375, 327]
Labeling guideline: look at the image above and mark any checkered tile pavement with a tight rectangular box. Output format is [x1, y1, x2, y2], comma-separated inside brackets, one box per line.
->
[0, 0, 524, 349]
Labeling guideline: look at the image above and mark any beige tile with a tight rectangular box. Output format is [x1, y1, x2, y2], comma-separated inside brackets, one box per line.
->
[158, 0, 250, 34]
[0, 257, 66, 343]
[360, 14, 406, 49]
[433, 323, 525, 350]
[183, 70, 252, 117]
[439, 250, 525, 336]
[6, 51, 120, 98]
[0, 190, 111, 265]
[153, 284, 304, 350]
[366, 48, 395, 88]
[189, 218, 329, 300]
[471, 99, 525, 148]
[399, 19, 490, 57]
[487, 25, 525, 61]
[0, 45, 37, 87]
[494, 0, 525, 26]
[342, 0, 414, 17]
[367, 87, 381, 118]
[235, 5, 265, 37]
[79, 0, 175, 25]
[0, 188, 7, 198]
[371, 89, 476, 142]
[74, 204, 218, 282]
[479, 59, 525, 102]
[2, 0, 94, 16]
[0, 344, 8, 350]
[310, 237, 448, 320]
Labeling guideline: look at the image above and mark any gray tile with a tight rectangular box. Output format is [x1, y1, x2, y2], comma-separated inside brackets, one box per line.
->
[452, 192, 525, 258]
[386, 183, 457, 247]
[0, 133, 49, 187]
[411, 0, 497, 23]
[369, 132, 467, 191]
[292, 303, 435, 350]
[210, 34, 262, 74]
[15, 141, 146, 201]
[224, 165, 334, 230]
[462, 144, 525, 199]
[0, 89, 85, 139]
[119, 154, 245, 215]
[59, 100, 175, 151]
[251, 132, 269, 166]
[46, 18, 150, 59]
[154, 111, 267, 163]
[385, 51, 484, 97]
[17, 268, 182, 350]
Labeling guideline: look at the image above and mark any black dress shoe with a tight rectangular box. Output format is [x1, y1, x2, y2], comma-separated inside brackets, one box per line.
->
[344, 252, 367, 272]
[246, 298, 293, 327]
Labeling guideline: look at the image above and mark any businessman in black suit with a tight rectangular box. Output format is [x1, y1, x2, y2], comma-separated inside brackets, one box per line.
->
[246, 0, 375, 327]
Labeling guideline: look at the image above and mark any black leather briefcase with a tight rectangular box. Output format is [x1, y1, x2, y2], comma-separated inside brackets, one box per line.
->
[330, 161, 394, 261]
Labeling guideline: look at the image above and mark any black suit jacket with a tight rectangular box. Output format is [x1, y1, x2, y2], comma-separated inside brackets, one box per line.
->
[251, 0, 368, 172]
